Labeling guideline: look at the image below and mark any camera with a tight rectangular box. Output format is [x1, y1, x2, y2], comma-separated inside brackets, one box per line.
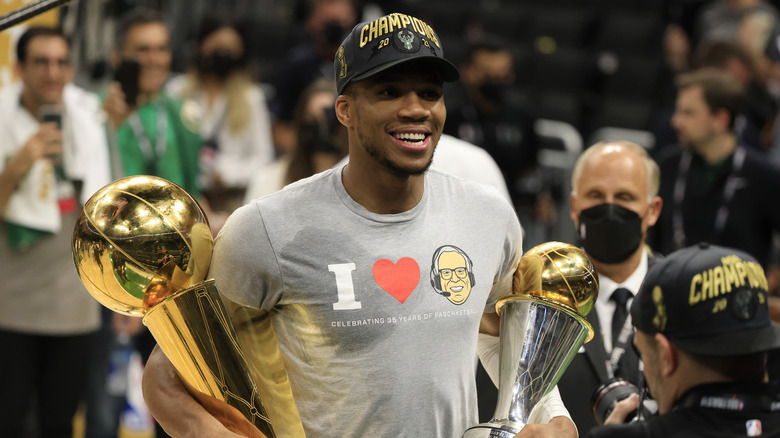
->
[591, 377, 657, 424]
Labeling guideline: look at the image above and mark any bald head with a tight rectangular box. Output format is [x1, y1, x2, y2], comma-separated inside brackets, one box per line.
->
[572, 141, 659, 202]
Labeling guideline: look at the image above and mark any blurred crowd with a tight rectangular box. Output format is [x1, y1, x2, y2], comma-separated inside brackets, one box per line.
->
[2, 0, 780, 437]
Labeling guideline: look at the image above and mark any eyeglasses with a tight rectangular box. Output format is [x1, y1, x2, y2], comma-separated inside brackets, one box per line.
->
[440, 268, 468, 280]
[28, 57, 70, 70]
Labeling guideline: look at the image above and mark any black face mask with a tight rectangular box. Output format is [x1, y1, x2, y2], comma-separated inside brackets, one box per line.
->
[323, 22, 347, 45]
[578, 203, 643, 264]
[478, 82, 508, 104]
[197, 51, 240, 79]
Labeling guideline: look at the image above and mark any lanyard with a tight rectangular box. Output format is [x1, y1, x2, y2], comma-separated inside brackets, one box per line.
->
[672, 147, 746, 250]
[128, 100, 167, 175]
[606, 313, 634, 379]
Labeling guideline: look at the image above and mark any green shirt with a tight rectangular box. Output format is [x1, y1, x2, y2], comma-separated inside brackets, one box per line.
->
[114, 93, 201, 197]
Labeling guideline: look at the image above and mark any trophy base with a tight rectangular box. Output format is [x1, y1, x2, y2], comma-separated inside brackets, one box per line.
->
[462, 422, 523, 437]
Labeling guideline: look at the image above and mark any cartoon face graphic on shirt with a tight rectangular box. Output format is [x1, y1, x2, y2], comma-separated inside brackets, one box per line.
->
[430, 245, 475, 305]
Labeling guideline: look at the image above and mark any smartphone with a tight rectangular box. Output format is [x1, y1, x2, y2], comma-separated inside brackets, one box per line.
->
[38, 104, 63, 164]
[38, 104, 62, 130]
[114, 58, 140, 107]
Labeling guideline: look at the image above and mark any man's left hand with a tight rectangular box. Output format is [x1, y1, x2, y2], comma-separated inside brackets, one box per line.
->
[514, 416, 577, 438]
[603, 393, 639, 425]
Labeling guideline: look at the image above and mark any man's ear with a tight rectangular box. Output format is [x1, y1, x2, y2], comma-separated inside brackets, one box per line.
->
[646, 195, 663, 227]
[335, 95, 351, 128]
[13, 61, 22, 81]
[569, 192, 580, 227]
[655, 333, 678, 377]
[714, 108, 732, 133]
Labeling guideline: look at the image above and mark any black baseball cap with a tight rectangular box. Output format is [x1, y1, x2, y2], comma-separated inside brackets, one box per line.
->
[631, 242, 780, 356]
[334, 12, 459, 95]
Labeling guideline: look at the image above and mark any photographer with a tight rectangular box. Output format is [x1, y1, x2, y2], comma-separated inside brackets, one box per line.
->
[586, 242, 780, 437]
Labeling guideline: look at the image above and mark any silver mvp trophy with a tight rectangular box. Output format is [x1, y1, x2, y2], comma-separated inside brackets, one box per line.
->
[463, 241, 598, 437]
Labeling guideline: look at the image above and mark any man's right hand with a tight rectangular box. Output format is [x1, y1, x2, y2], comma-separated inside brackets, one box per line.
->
[24, 122, 63, 163]
[143, 345, 246, 437]
[103, 82, 132, 128]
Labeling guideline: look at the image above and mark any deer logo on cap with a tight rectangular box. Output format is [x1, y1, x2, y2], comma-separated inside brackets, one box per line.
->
[393, 29, 420, 53]
[398, 30, 414, 50]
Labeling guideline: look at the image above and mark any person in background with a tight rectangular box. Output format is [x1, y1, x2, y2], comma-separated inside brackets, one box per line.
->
[103, 8, 201, 205]
[654, 38, 778, 156]
[651, 68, 780, 283]
[168, 14, 275, 216]
[0, 26, 111, 438]
[244, 78, 346, 201]
[97, 9, 205, 438]
[443, 36, 551, 250]
[555, 141, 663, 435]
[269, 0, 357, 153]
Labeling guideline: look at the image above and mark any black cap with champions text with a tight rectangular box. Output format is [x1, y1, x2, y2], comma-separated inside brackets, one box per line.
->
[334, 12, 460, 95]
[631, 242, 780, 356]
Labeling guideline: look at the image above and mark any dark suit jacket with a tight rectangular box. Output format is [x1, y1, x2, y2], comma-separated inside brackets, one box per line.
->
[557, 251, 660, 435]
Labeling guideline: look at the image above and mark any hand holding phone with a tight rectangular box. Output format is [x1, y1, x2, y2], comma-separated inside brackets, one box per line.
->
[34, 105, 64, 162]
[38, 104, 62, 130]
[114, 58, 140, 107]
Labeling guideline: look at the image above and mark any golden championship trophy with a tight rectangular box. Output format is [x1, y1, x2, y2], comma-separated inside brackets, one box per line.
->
[71, 175, 305, 438]
[463, 242, 598, 437]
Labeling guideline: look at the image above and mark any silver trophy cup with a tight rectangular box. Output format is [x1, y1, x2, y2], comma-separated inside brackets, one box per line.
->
[463, 242, 598, 437]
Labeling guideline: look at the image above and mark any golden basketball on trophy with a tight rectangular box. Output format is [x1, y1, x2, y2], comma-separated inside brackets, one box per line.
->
[464, 241, 599, 437]
[72, 175, 303, 438]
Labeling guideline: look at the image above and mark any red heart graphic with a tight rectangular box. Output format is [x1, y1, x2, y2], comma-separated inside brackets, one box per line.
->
[372, 257, 420, 303]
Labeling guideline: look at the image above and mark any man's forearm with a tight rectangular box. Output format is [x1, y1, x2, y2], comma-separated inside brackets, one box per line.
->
[514, 416, 578, 438]
[0, 147, 36, 215]
[142, 345, 236, 437]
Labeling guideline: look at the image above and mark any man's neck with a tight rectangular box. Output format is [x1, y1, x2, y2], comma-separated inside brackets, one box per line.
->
[138, 90, 161, 107]
[695, 134, 737, 165]
[469, 87, 500, 115]
[664, 356, 761, 414]
[342, 159, 425, 215]
[591, 245, 643, 284]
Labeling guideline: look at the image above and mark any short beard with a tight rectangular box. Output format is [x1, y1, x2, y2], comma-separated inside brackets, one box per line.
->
[358, 130, 434, 177]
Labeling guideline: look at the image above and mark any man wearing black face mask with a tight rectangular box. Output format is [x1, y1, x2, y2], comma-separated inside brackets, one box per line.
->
[555, 141, 664, 435]
[443, 36, 546, 248]
[269, 0, 357, 153]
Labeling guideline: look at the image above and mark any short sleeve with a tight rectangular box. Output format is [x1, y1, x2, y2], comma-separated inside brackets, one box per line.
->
[484, 211, 524, 313]
[209, 202, 284, 311]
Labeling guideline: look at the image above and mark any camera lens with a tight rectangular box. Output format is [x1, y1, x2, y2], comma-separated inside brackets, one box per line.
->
[590, 378, 640, 424]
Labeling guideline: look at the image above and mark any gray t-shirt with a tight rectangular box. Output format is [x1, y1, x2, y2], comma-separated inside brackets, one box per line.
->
[211, 167, 522, 437]
[0, 211, 100, 334]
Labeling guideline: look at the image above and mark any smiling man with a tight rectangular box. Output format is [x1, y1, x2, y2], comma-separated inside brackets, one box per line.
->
[143, 12, 576, 438]
[102, 9, 201, 198]
[0, 26, 111, 437]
